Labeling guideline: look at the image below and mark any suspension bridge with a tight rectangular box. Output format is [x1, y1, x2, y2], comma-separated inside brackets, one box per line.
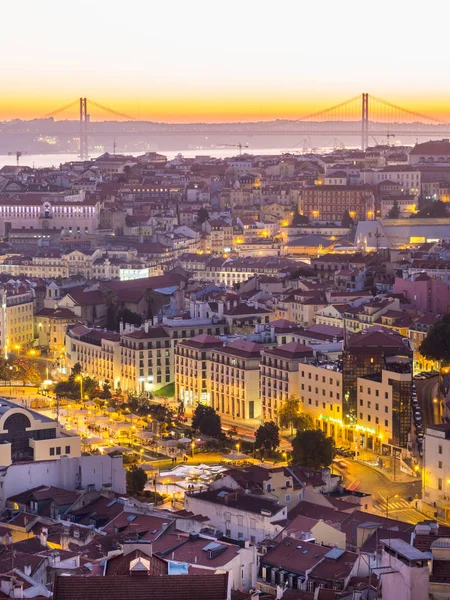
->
[2, 94, 449, 158]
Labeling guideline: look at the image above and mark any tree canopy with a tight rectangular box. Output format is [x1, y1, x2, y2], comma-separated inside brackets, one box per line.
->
[291, 206, 309, 226]
[411, 200, 449, 219]
[126, 465, 148, 495]
[341, 210, 354, 228]
[278, 396, 314, 435]
[419, 313, 450, 364]
[255, 422, 280, 456]
[291, 429, 333, 469]
[192, 404, 222, 438]
[197, 207, 209, 224]
[386, 198, 401, 219]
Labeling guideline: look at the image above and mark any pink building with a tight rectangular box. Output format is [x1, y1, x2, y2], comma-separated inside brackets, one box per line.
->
[394, 274, 450, 314]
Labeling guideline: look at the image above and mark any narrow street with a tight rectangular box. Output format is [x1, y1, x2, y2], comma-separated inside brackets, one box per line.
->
[334, 459, 423, 524]
[415, 376, 440, 426]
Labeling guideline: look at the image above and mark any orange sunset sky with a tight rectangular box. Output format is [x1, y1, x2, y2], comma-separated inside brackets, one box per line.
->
[2, 0, 449, 123]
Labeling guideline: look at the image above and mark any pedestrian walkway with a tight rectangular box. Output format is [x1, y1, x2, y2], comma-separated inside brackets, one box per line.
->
[356, 448, 419, 484]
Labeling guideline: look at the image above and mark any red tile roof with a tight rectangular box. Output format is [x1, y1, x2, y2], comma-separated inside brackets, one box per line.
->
[54, 574, 229, 600]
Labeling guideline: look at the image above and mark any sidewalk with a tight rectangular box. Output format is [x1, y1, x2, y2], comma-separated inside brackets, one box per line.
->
[356, 448, 419, 483]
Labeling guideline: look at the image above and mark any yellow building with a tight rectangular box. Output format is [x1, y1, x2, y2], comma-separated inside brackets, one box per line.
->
[35, 307, 78, 357]
[260, 342, 315, 424]
[0, 283, 35, 356]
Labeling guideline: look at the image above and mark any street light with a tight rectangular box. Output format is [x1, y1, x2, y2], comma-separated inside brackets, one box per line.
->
[282, 451, 287, 463]
[236, 442, 240, 453]
[386, 493, 398, 518]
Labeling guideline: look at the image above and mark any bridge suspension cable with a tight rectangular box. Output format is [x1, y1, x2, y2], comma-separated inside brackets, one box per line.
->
[86, 99, 134, 121]
[370, 95, 445, 124]
[296, 95, 361, 122]
[41, 98, 134, 121]
[42, 99, 80, 119]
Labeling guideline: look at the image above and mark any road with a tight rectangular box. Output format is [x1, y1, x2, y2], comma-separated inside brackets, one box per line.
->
[416, 376, 440, 426]
[334, 459, 423, 524]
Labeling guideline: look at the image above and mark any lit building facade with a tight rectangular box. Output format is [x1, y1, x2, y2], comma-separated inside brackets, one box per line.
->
[260, 342, 315, 424]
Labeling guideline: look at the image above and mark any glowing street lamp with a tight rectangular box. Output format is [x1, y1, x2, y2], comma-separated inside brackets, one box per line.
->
[386, 493, 398, 518]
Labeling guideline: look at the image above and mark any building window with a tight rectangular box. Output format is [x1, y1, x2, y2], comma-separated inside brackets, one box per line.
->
[438, 478, 443, 491]
[385, 419, 388, 427]
[439, 461, 443, 469]
[285, 494, 291, 503]
[439, 445, 443, 455]
[50, 447, 55, 456]
[65, 446, 71, 454]
[56, 446, 61, 455]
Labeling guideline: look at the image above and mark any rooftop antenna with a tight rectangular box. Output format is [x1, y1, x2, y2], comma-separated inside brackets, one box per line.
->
[113, 137, 116, 155]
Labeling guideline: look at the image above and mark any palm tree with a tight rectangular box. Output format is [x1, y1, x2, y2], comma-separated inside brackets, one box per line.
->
[144, 288, 157, 322]
[104, 290, 118, 330]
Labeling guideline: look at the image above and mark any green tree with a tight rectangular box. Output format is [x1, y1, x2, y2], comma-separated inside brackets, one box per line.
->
[291, 429, 333, 469]
[341, 210, 354, 228]
[411, 200, 449, 219]
[278, 395, 301, 435]
[14, 358, 41, 385]
[197, 207, 209, 224]
[419, 313, 450, 365]
[387, 198, 401, 219]
[104, 290, 118, 331]
[192, 404, 221, 438]
[117, 308, 142, 328]
[291, 206, 309, 226]
[126, 465, 148, 495]
[294, 412, 315, 433]
[102, 380, 112, 399]
[255, 422, 280, 457]
[143, 288, 157, 322]
[278, 396, 315, 435]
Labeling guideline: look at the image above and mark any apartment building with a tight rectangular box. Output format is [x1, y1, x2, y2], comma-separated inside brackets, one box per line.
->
[409, 313, 440, 373]
[179, 255, 297, 287]
[175, 334, 223, 408]
[260, 342, 315, 423]
[210, 340, 263, 420]
[362, 166, 421, 195]
[297, 361, 344, 441]
[184, 487, 287, 543]
[358, 366, 411, 453]
[120, 323, 173, 393]
[65, 325, 121, 388]
[301, 185, 375, 223]
[423, 424, 450, 522]
[343, 297, 401, 332]
[0, 282, 35, 355]
[35, 306, 78, 357]
[66, 321, 175, 394]
[175, 336, 263, 420]
[342, 328, 412, 451]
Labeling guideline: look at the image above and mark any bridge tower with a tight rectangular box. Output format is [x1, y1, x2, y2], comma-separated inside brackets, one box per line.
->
[79, 97, 89, 159]
[361, 93, 369, 151]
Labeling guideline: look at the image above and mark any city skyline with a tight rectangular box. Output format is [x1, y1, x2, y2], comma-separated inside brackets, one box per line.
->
[2, 0, 450, 122]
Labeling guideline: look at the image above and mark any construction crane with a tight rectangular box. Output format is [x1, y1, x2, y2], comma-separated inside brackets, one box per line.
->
[8, 151, 26, 166]
[218, 142, 249, 156]
[386, 132, 396, 146]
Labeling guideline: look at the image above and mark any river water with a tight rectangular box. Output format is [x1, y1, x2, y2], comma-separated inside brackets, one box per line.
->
[0, 146, 339, 169]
